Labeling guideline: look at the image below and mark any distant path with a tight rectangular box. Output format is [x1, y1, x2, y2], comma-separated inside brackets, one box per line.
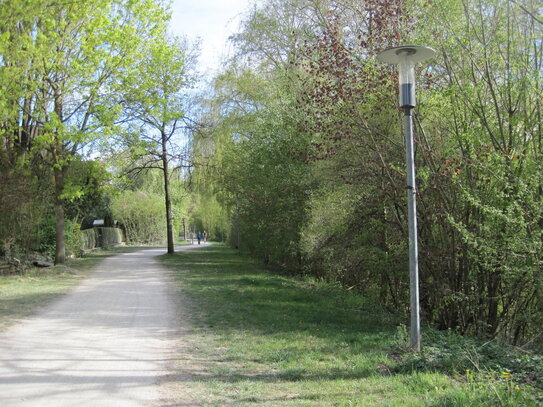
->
[0, 245, 199, 407]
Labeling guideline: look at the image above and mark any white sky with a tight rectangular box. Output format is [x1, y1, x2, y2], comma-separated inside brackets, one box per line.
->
[169, 0, 256, 77]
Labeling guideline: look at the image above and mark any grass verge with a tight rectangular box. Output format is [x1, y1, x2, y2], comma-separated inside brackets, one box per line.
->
[160, 244, 540, 406]
[0, 245, 150, 331]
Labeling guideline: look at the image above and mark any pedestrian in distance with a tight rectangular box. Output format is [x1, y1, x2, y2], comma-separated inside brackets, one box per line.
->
[197, 232, 202, 245]
[203, 230, 208, 243]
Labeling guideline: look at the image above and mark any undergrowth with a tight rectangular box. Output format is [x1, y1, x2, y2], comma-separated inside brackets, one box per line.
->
[392, 326, 542, 405]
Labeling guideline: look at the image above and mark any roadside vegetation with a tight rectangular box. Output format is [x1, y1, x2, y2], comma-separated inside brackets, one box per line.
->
[160, 245, 542, 406]
[191, 0, 543, 351]
[0, 0, 196, 265]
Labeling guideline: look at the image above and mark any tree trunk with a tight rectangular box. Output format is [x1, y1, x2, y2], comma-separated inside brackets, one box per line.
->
[161, 129, 174, 254]
[54, 166, 66, 265]
[51, 77, 67, 265]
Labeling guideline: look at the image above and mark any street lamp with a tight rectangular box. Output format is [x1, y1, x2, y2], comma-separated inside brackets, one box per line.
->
[377, 45, 435, 351]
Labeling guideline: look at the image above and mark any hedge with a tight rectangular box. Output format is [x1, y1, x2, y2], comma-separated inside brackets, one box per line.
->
[80, 227, 125, 251]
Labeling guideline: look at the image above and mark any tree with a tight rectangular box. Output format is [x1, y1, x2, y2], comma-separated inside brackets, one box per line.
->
[1, 0, 171, 263]
[111, 190, 166, 244]
[410, 0, 543, 342]
[120, 36, 197, 254]
[194, 0, 543, 347]
[205, 0, 409, 284]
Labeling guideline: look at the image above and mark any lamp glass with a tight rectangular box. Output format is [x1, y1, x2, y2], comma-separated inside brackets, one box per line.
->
[398, 52, 416, 107]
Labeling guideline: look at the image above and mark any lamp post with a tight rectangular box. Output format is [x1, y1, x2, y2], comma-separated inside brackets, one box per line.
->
[377, 45, 435, 351]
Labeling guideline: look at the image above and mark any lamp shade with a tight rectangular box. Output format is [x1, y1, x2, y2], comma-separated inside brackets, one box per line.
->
[377, 45, 435, 108]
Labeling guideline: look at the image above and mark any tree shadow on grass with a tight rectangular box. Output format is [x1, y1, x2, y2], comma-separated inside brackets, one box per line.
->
[158, 245, 402, 385]
[161, 247, 397, 337]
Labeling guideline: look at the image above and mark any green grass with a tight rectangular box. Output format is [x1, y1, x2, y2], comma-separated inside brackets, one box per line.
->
[159, 244, 540, 406]
[0, 267, 79, 330]
[0, 245, 150, 331]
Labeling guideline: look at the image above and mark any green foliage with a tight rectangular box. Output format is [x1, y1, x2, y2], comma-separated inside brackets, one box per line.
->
[115, 33, 195, 253]
[0, 166, 51, 257]
[0, 0, 173, 263]
[36, 217, 82, 258]
[80, 227, 124, 251]
[80, 229, 97, 252]
[35, 216, 57, 256]
[118, 169, 190, 241]
[393, 327, 543, 404]
[199, 0, 409, 309]
[194, 0, 543, 350]
[407, 0, 543, 344]
[64, 160, 114, 223]
[65, 219, 84, 258]
[396, 329, 542, 389]
[111, 190, 166, 244]
[220, 121, 312, 266]
[301, 183, 408, 307]
[188, 194, 228, 241]
[430, 381, 537, 407]
[0, 155, 117, 260]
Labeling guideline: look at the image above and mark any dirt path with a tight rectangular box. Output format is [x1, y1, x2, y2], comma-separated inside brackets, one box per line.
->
[0, 246, 196, 407]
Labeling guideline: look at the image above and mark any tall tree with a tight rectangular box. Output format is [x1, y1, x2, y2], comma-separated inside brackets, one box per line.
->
[410, 0, 543, 341]
[121, 36, 196, 254]
[0, 0, 170, 263]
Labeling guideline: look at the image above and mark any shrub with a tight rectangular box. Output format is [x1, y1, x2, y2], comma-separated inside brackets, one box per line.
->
[79, 227, 124, 251]
[111, 190, 166, 244]
[394, 328, 543, 393]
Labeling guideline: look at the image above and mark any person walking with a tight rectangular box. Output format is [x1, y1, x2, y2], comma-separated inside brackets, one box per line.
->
[197, 232, 202, 245]
[203, 230, 208, 243]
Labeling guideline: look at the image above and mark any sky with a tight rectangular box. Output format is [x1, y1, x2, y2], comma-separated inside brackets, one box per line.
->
[169, 0, 256, 76]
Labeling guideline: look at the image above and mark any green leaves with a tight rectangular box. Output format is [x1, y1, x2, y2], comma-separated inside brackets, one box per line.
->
[0, 0, 177, 262]
[194, 0, 543, 348]
[410, 0, 543, 341]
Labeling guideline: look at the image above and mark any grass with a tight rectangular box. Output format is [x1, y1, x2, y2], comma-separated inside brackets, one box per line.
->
[0, 245, 151, 331]
[0, 266, 80, 331]
[159, 244, 541, 406]
[2, 242, 538, 405]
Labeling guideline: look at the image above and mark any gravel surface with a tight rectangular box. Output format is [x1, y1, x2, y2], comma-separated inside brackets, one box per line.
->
[0, 246, 196, 407]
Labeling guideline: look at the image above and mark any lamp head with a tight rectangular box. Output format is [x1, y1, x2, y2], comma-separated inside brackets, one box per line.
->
[377, 45, 435, 108]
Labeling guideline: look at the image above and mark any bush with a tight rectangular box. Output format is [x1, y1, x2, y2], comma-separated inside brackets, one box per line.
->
[100, 227, 124, 247]
[36, 216, 57, 256]
[65, 219, 84, 257]
[80, 228, 97, 251]
[111, 190, 166, 244]
[79, 227, 124, 251]
[393, 328, 543, 394]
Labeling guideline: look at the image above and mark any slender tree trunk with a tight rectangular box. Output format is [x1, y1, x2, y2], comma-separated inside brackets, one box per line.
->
[236, 202, 240, 250]
[161, 129, 174, 254]
[51, 80, 67, 265]
[54, 166, 66, 265]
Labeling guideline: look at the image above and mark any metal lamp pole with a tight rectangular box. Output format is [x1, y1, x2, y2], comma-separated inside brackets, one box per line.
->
[377, 45, 435, 351]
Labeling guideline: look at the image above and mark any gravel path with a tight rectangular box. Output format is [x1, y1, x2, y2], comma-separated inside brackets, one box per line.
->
[0, 246, 195, 407]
